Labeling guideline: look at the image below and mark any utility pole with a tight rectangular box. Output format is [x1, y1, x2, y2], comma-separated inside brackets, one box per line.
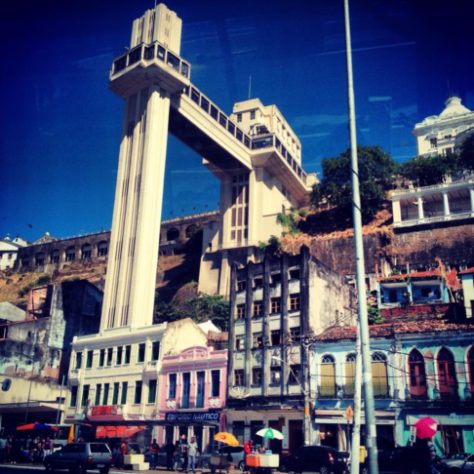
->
[350, 324, 362, 474]
[343, 0, 379, 472]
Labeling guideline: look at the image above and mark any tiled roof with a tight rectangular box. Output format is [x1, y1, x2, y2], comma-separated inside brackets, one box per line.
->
[317, 318, 474, 342]
[460, 266, 474, 275]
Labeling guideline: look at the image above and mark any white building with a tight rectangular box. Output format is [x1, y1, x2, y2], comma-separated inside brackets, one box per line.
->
[0, 235, 28, 270]
[413, 96, 474, 156]
[460, 266, 474, 319]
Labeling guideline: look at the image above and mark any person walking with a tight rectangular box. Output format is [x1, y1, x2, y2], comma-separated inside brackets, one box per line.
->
[118, 438, 129, 469]
[186, 436, 199, 473]
[165, 440, 175, 471]
[179, 435, 188, 472]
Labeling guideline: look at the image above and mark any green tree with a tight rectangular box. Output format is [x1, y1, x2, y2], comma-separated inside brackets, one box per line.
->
[311, 146, 397, 222]
[367, 306, 384, 325]
[399, 154, 450, 186]
[459, 132, 474, 172]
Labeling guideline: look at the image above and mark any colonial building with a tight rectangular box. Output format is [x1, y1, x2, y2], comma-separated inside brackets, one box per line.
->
[460, 266, 474, 319]
[226, 246, 354, 454]
[312, 306, 474, 456]
[0, 280, 102, 433]
[0, 234, 28, 271]
[156, 336, 228, 454]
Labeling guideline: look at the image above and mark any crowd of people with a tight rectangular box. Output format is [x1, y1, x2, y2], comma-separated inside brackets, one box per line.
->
[0, 435, 54, 464]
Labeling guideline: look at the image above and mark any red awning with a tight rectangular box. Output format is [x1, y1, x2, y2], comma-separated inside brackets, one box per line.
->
[95, 425, 145, 438]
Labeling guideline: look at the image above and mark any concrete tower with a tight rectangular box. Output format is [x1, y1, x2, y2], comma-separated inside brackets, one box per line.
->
[101, 4, 188, 330]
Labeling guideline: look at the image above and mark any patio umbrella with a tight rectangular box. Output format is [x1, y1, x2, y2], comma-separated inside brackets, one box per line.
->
[256, 428, 284, 440]
[17, 422, 59, 431]
[414, 417, 438, 439]
[214, 432, 239, 447]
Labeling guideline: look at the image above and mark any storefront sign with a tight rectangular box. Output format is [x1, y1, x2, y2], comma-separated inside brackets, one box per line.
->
[165, 411, 220, 423]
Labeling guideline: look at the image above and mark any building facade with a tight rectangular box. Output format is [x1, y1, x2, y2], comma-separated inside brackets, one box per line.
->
[0, 235, 27, 271]
[225, 246, 354, 454]
[156, 343, 227, 453]
[460, 267, 474, 319]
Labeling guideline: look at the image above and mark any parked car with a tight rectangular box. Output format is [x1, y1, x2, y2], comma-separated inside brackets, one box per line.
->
[439, 452, 474, 473]
[370, 446, 442, 474]
[280, 445, 349, 474]
[44, 442, 113, 474]
[200, 446, 246, 471]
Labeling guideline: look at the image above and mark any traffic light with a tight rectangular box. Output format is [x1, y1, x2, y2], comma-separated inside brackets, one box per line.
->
[1, 378, 11, 392]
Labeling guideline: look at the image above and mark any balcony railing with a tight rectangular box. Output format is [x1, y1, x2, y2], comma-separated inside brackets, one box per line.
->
[111, 41, 191, 80]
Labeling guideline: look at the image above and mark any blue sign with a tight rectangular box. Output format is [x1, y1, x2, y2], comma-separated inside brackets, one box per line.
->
[165, 411, 220, 424]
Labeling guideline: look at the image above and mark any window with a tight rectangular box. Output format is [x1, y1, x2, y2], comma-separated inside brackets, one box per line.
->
[86, 350, 93, 369]
[237, 280, 246, 292]
[372, 352, 389, 397]
[211, 370, 220, 397]
[81, 244, 92, 259]
[236, 113, 242, 123]
[344, 353, 356, 396]
[235, 336, 245, 351]
[66, 246, 76, 262]
[253, 277, 263, 289]
[408, 349, 427, 398]
[252, 301, 262, 318]
[117, 346, 123, 365]
[107, 348, 113, 366]
[437, 347, 458, 399]
[125, 345, 131, 364]
[76, 352, 82, 369]
[196, 371, 205, 408]
[121, 382, 128, 404]
[320, 355, 336, 397]
[138, 343, 146, 362]
[50, 250, 60, 264]
[250, 110, 256, 120]
[288, 364, 301, 385]
[290, 327, 300, 341]
[468, 347, 474, 395]
[97, 241, 108, 257]
[271, 330, 281, 346]
[430, 137, 438, 148]
[253, 332, 263, 348]
[152, 341, 160, 361]
[112, 382, 119, 404]
[270, 298, 281, 314]
[134, 381, 142, 404]
[103, 383, 109, 405]
[35, 253, 44, 266]
[99, 349, 105, 367]
[236, 304, 246, 320]
[95, 384, 102, 405]
[81, 384, 90, 407]
[271, 273, 281, 287]
[148, 379, 157, 404]
[289, 294, 300, 311]
[252, 367, 262, 386]
[169, 374, 177, 399]
[270, 366, 281, 385]
[234, 369, 244, 386]
[70, 385, 78, 407]
[182, 373, 190, 408]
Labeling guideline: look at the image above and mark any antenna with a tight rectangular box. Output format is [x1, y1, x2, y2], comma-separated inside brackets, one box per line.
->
[248, 75, 252, 99]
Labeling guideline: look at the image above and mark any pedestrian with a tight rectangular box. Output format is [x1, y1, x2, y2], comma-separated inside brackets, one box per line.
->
[0, 435, 6, 463]
[44, 437, 53, 459]
[180, 435, 188, 472]
[186, 436, 199, 473]
[165, 439, 175, 471]
[118, 438, 129, 469]
[150, 438, 160, 469]
[173, 440, 181, 470]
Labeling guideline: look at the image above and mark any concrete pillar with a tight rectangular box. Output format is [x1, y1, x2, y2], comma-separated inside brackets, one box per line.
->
[244, 263, 253, 387]
[392, 199, 401, 224]
[442, 192, 450, 216]
[470, 188, 474, 214]
[417, 196, 424, 220]
[220, 175, 233, 249]
[101, 85, 170, 330]
[262, 257, 270, 397]
[247, 169, 261, 246]
[227, 264, 237, 391]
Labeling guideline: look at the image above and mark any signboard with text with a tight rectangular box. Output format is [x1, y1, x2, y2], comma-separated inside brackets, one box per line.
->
[165, 411, 220, 424]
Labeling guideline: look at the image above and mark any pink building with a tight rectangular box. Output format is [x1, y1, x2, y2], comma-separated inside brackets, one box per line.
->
[157, 344, 228, 453]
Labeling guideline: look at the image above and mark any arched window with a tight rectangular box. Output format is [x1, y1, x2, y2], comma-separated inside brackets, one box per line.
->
[166, 227, 180, 242]
[320, 355, 336, 397]
[97, 241, 108, 257]
[468, 347, 474, 395]
[437, 347, 458, 399]
[185, 224, 198, 238]
[50, 249, 60, 264]
[408, 349, 427, 398]
[65, 246, 76, 262]
[81, 243, 92, 260]
[344, 353, 357, 396]
[35, 252, 45, 267]
[372, 352, 388, 397]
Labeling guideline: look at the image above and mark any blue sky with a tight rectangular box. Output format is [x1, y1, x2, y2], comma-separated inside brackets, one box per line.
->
[1, 0, 473, 242]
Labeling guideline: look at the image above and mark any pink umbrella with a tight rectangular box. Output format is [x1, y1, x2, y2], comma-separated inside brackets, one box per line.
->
[414, 417, 438, 439]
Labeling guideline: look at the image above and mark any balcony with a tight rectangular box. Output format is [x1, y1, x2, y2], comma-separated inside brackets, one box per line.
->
[69, 368, 81, 382]
[143, 360, 159, 374]
[110, 41, 191, 96]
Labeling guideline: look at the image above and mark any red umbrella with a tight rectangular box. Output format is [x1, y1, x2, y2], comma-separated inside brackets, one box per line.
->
[17, 422, 59, 431]
[414, 417, 438, 439]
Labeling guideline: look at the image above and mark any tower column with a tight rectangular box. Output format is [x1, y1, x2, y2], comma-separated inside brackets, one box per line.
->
[100, 85, 171, 330]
